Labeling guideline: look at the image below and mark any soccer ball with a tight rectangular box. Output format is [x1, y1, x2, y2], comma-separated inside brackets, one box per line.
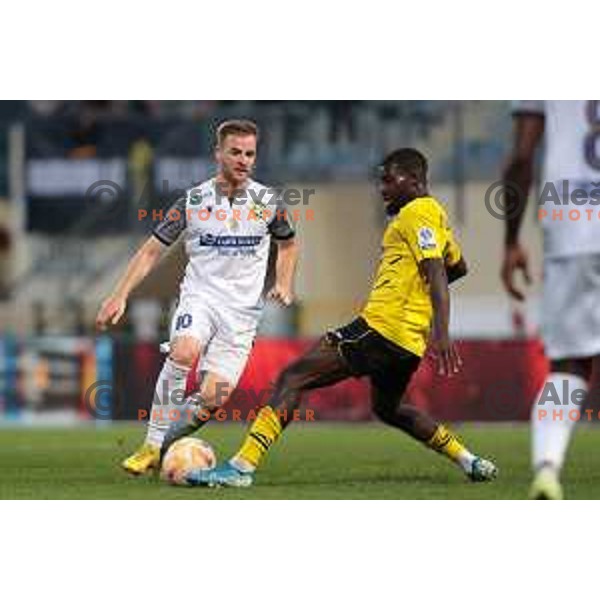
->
[160, 437, 217, 486]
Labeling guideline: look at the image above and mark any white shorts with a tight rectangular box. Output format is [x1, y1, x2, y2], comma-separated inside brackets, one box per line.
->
[169, 295, 258, 386]
[542, 254, 600, 360]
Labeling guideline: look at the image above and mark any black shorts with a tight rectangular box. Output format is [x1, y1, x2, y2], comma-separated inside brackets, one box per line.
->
[326, 317, 421, 394]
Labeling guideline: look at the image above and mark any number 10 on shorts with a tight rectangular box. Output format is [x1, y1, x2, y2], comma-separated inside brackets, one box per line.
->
[175, 313, 192, 330]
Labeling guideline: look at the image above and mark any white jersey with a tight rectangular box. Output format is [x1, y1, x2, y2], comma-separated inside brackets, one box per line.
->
[513, 100, 600, 258]
[152, 177, 294, 315]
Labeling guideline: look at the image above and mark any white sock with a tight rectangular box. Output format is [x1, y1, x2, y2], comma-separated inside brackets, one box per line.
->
[229, 456, 255, 473]
[145, 358, 191, 448]
[456, 449, 477, 474]
[531, 372, 587, 474]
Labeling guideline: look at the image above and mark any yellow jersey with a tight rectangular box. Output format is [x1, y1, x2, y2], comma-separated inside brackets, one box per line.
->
[361, 196, 462, 357]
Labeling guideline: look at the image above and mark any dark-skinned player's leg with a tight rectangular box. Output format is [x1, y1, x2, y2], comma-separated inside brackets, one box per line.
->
[372, 390, 437, 441]
[185, 336, 354, 486]
[228, 336, 353, 471]
[371, 386, 493, 479]
[266, 337, 353, 423]
[529, 355, 594, 499]
[162, 338, 349, 462]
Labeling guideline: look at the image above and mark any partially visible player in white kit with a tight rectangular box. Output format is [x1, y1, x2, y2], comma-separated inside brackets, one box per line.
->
[95, 120, 299, 475]
[502, 100, 600, 499]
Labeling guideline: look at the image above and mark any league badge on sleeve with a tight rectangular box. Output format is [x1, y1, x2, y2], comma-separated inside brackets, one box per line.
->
[418, 226, 437, 250]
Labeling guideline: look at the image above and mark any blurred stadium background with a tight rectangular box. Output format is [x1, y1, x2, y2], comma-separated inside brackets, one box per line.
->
[0, 100, 559, 428]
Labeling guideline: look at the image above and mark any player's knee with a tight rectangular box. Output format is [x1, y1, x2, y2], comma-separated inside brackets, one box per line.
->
[199, 389, 219, 410]
[278, 364, 310, 394]
[373, 401, 397, 426]
[169, 341, 200, 368]
[372, 392, 405, 427]
[374, 401, 420, 433]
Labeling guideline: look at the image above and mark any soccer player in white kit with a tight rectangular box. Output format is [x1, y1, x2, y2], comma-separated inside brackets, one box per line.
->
[502, 100, 600, 499]
[95, 120, 299, 475]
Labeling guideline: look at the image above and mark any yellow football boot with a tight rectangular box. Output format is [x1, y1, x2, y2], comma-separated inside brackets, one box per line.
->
[121, 443, 160, 476]
[529, 466, 564, 500]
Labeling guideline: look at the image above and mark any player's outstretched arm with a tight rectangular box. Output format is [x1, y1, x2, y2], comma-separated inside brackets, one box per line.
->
[95, 236, 167, 331]
[267, 237, 299, 306]
[501, 112, 544, 300]
[422, 257, 462, 376]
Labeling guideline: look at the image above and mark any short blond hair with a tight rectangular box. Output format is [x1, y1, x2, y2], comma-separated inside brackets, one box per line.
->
[216, 119, 259, 147]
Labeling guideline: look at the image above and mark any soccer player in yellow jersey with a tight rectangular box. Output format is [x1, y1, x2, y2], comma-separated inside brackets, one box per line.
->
[178, 148, 498, 487]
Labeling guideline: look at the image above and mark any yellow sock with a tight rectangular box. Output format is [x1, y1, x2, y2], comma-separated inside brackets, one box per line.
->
[426, 424, 475, 471]
[232, 406, 283, 471]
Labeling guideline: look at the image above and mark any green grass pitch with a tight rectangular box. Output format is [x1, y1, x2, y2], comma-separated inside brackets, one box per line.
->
[1, 422, 599, 499]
